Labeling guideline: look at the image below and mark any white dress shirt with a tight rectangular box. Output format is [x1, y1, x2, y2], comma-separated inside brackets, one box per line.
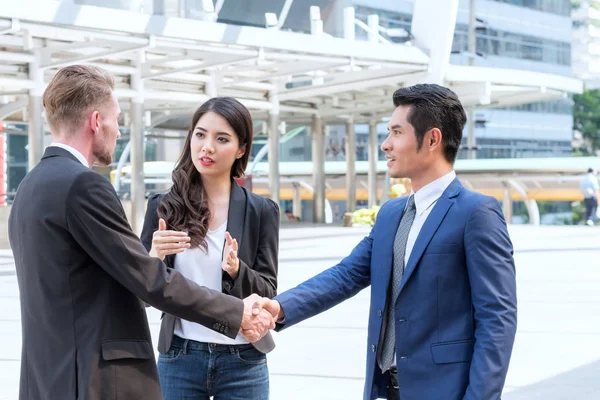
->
[49, 143, 89, 167]
[403, 170, 456, 266]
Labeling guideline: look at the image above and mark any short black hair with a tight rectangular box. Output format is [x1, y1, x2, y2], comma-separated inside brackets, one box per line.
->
[588, 168, 594, 173]
[393, 83, 467, 164]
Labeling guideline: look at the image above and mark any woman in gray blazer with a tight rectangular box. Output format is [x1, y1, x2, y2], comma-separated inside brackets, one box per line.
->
[141, 97, 279, 400]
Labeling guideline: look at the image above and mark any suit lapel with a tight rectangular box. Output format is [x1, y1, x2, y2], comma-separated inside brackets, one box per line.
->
[226, 181, 247, 250]
[397, 178, 463, 297]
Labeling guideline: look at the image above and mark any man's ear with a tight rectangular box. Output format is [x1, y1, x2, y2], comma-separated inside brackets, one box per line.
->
[428, 128, 443, 150]
[90, 111, 100, 135]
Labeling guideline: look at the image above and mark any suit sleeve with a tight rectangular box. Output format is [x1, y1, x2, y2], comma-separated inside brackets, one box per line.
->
[65, 171, 244, 339]
[274, 210, 378, 330]
[463, 197, 518, 400]
[223, 198, 279, 299]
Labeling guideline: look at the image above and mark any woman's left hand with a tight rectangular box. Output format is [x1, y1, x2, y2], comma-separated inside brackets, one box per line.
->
[222, 231, 240, 279]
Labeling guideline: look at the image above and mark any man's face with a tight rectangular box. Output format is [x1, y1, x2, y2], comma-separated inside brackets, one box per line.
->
[92, 92, 121, 166]
[380, 105, 429, 179]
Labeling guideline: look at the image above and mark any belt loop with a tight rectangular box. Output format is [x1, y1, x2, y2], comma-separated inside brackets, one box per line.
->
[182, 339, 189, 355]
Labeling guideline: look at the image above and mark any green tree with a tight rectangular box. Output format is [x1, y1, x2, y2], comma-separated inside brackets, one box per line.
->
[573, 89, 600, 155]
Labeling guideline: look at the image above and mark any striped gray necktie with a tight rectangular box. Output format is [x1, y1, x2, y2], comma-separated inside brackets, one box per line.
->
[380, 195, 416, 372]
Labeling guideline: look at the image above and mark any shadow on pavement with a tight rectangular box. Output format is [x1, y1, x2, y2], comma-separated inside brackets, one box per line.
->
[504, 359, 600, 400]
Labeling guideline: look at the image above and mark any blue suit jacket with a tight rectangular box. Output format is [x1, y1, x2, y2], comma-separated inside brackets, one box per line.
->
[275, 178, 517, 400]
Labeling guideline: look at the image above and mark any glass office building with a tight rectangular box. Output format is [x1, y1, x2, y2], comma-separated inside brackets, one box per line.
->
[321, 0, 575, 161]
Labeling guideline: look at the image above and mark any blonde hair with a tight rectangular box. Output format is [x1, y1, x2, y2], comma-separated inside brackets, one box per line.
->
[43, 64, 115, 133]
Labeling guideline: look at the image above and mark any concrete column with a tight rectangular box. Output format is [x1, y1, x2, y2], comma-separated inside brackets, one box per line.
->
[129, 51, 145, 235]
[310, 6, 323, 36]
[411, 0, 459, 84]
[292, 183, 302, 219]
[28, 52, 44, 171]
[502, 184, 513, 224]
[467, 109, 476, 159]
[367, 14, 379, 43]
[345, 118, 356, 212]
[312, 115, 325, 223]
[343, 7, 355, 40]
[368, 119, 378, 208]
[268, 90, 280, 206]
[380, 168, 390, 204]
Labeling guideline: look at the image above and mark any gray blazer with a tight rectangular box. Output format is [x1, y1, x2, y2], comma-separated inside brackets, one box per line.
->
[8, 147, 245, 400]
[141, 181, 279, 354]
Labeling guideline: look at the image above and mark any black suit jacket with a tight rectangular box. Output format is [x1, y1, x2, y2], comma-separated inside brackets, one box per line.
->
[141, 181, 279, 354]
[8, 147, 244, 400]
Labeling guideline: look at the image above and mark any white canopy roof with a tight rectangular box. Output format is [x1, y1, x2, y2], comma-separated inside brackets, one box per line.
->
[0, 0, 583, 128]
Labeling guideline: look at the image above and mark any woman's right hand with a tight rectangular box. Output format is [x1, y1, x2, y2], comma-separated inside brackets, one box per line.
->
[149, 218, 191, 260]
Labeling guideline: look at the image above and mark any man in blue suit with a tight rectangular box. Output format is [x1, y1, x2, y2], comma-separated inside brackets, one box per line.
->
[264, 84, 517, 399]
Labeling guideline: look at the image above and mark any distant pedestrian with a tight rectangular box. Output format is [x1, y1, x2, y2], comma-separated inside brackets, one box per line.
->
[580, 167, 599, 226]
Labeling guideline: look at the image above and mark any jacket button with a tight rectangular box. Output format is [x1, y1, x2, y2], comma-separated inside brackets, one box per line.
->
[371, 345, 376, 352]
[378, 310, 382, 317]
[398, 318, 406, 323]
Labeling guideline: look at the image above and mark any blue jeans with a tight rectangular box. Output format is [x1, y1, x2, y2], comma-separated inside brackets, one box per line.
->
[157, 335, 269, 400]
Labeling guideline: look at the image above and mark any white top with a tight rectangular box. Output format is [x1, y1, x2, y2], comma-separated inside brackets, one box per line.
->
[403, 170, 456, 266]
[173, 221, 249, 345]
[580, 172, 599, 199]
[49, 143, 89, 167]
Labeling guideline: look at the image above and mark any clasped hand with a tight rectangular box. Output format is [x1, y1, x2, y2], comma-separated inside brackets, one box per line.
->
[240, 294, 282, 342]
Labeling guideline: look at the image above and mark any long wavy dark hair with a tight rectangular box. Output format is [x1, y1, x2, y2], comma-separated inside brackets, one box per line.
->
[157, 97, 253, 250]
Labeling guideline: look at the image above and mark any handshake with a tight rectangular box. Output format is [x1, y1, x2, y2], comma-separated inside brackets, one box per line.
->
[239, 294, 282, 342]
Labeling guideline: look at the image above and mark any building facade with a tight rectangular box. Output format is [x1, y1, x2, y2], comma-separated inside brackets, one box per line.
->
[319, 0, 575, 161]
[573, 0, 600, 88]
[0, 0, 576, 207]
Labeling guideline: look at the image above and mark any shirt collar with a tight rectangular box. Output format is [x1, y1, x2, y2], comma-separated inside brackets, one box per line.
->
[49, 143, 90, 168]
[410, 170, 456, 216]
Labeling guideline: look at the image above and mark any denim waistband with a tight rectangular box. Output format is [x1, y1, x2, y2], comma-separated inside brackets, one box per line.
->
[171, 335, 255, 354]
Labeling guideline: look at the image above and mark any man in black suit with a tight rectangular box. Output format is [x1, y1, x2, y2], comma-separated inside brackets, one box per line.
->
[8, 65, 273, 400]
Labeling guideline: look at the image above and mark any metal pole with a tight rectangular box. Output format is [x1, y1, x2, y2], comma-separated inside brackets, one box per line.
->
[292, 183, 302, 219]
[312, 115, 325, 223]
[502, 183, 513, 224]
[277, 0, 294, 29]
[468, 0, 476, 65]
[467, 110, 476, 159]
[345, 118, 356, 213]
[129, 51, 146, 235]
[467, 0, 477, 159]
[28, 51, 44, 171]
[368, 119, 378, 208]
[268, 90, 280, 206]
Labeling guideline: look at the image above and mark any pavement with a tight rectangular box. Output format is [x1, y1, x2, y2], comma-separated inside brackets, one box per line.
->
[0, 225, 599, 399]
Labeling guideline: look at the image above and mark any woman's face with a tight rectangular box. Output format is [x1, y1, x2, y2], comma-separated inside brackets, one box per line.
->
[190, 111, 245, 178]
